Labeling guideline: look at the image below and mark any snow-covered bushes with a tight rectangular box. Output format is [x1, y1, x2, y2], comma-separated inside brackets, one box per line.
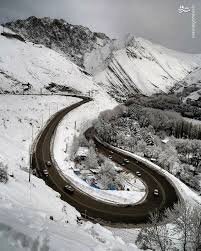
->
[94, 101, 201, 191]
[83, 151, 124, 190]
[136, 203, 201, 251]
[70, 134, 89, 161]
[97, 158, 121, 190]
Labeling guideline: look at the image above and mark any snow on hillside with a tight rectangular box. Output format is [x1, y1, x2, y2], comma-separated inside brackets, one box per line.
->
[0, 26, 101, 96]
[173, 67, 201, 100]
[0, 94, 82, 170]
[0, 95, 139, 250]
[4, 16, 111, 69]
[92, 36, 201, 98]
[53, 94, 145, 205]
[0, 29, 140, 249]
[2, 25, 201, 100]
[0, 171, 137, 251]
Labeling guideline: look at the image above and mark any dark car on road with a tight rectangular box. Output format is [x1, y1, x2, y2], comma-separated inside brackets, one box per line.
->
[43, 169, 49, 177]
[153, 189, 159, 196]
[46, 161, 51, 167]
[123, 158, 130, 164]
[136, 171, 141, 177]
[64, 184, 75, 194]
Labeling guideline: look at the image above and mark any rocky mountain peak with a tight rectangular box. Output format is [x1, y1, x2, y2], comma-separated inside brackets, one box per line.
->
[4, 16, 111, 68]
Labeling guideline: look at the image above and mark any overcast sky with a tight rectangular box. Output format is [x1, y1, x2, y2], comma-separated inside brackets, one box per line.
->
[0, 0, 201, 53]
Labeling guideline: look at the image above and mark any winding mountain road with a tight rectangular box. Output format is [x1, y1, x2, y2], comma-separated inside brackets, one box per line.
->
[32, 96, 179, 225]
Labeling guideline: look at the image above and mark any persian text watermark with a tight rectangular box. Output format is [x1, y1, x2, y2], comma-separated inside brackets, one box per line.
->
[178, 4, 196, 39]
[191, 5, 196, 38]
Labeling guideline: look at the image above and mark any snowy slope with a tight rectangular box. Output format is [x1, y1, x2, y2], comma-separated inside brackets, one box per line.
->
[92, 37, 201, 98]
[173, 67, 201, 100]
[0, 95, 79, 171]
[0, 28, 141, 250]
[4, 16, 111, 68]
[0, 170, 137, 251]
[0, 26, 104, 96]
[0, 95, 139, 250]
[2, 24, 201, 100]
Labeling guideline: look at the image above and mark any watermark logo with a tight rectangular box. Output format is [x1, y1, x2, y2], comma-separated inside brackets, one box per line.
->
[178, 4, 196, 39]
[178, 5, 191, 14]
[191, 5, 196, 39]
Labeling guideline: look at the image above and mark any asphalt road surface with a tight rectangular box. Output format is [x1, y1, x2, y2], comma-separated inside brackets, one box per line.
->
[32, 96, 179, 225]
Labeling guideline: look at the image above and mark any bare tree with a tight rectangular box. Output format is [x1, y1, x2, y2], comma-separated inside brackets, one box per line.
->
[98, 159, 117, 189]
[69, 135, 79, 160]
[0, 162, 8, 183]
[136, 211, 173, 251]
[189, 207, 201, 251]
[85, 147, 99, 169]
[165, 203, 200, 251]
[136, 203, 201, 251]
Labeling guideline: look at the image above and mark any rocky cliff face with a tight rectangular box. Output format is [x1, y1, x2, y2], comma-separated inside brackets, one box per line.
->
[5, 16, 111, 68]
[94, 37, 201, 99]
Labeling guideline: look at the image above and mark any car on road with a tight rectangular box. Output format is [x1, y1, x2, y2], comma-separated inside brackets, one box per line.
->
[64, 184, 75, 194]
[136, 171, 141, 177]
[123, 158, 130, 163]
[150, 158, 157, 163]
[121, 162, 125, 166]
[110, 151, 114, 154]
[108, 155, 112, 159]
[46, 161, 51, 167]
[32, 169, 37, 175]
[153, 189, 159, 196]
[43, 169, 49, 177]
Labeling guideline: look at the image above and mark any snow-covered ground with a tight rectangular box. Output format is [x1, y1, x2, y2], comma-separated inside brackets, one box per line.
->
[0, 169, 138, 251]
[53, 93, 146, 205]
[0, 94, 79, 170]
[0, 29, 142, 249]
[0, 94, 140, 250]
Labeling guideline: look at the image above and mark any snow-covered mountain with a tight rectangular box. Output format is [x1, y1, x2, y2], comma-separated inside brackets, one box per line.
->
[0, 25, 111, 98]
[5, 17, 201, 100]
[92, 37, 201, 98]
[4, 16, 111, 68]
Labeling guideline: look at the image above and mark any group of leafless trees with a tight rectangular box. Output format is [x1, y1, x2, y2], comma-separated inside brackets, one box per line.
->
[174, 139, 201, 170]
[0, 162, 8, 183]
[128, 104, 201, 140]
[136, 203, 201, 251]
